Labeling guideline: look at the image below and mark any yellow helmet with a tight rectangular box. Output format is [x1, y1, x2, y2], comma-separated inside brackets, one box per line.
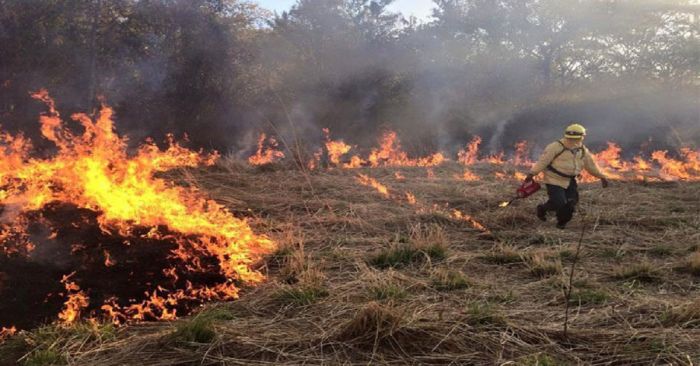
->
[564, 123, 586, 139]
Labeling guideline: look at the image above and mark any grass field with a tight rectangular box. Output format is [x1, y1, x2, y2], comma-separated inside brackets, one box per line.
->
[2, 161, 699, 365]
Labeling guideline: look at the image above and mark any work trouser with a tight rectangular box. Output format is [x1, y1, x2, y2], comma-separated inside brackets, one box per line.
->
[543, 178, 579, 225]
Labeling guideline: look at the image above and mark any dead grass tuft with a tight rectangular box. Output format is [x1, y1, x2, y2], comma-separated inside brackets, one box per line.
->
[431, 268, 471, 291]
[464, 302, 507, 327]
[612, 261, 663, 283]
[479, 244, 523, 265]
[676, 251, 700, 276]
[368, 224, 448, 269]
[524, 251, 563, 278]
[335, 302, 404, 342]
[661, 300, 700, 328]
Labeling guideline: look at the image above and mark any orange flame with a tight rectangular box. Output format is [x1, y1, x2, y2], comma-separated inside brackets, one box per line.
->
[0, 326, 17, 341]
[103, 250, 115, 267]
[406, 192, 417, 205]
[457, 136, 481, 165]
[0, 90, 275, 324]
[456, 169, 481, 181]
[58, 273, 89, 325]
[513, 141, 532, 166]
[248, 133, 285, 166]
[323, 128, 353, 166]
[367, 131, 445, 167]
[450, 209, 489, 233]
[513, 172, 527, 181]
[356, 174, 389, 198]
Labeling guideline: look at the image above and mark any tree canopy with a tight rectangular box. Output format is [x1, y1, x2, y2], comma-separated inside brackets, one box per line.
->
[1, 0, 697, 152]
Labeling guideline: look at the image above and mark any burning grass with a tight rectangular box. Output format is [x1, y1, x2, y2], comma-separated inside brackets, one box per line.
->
[0, 92, 274, 329]
[2, 143, 700, 364]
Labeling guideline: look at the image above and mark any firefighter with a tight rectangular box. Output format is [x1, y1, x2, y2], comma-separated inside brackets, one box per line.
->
[525, 123, 609, 229]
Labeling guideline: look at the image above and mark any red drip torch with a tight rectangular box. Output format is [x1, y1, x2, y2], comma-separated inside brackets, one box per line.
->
[500, 180, 541, 207]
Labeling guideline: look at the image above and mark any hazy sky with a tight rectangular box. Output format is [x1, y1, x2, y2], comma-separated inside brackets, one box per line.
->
[254, 0, 435, 20]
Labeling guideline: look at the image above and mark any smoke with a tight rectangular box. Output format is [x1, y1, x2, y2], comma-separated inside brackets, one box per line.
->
[249, 0, 698, 158]
[1, 0, 697, 157]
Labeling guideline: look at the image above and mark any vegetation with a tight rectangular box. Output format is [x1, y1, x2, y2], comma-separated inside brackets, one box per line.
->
[613, 262, 663, 283]
[0, 0, 698, 364]
[568, 288, 611, 306]
[524, 252, 563, 278]
[368, 283, 407, 301]
[677, 252, 700, 276]
[480, 245, 523, 265]
[1, 165, 698, 364]
[1, 0, 697, 153]
[464, 302, 507, 327]
[431, 269, 471, 291]
[277, 285, 330, 306]
[170, 316, 217, 344]
[369, 225, 448, 268]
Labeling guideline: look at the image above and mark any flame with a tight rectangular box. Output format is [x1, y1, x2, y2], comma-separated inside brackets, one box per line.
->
[499, 201, 510, 208]
[406, 192, 417, 205]
[356, 174, 390, 198]
[513, 172, 527, 181]
[457, 136, 481, 165]
[651, 149, 700, 181]
[248, 133, 285, 166]
[394, 172, 405, 180]
[0, 90, 275, 325]
[103, 249, 115, 267]
[0, 326, 17, 341]
[456, 170, 481, 181]
[323, 128, 353, 167]
[353, 174, 490, 234]
[450, 209, 489, 233]
[368, 131, 445, 167]
[345, 155, 365, 168]
[513, 141, 532, 166]
[485, 152, 505, 165]
[58, 273, 89, 325]
[250, 128, 699, 182]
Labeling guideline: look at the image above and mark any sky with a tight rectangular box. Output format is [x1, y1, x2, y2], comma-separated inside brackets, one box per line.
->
[254, 0, 435, 20]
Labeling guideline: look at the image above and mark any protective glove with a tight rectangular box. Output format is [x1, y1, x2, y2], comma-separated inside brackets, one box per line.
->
[601, 178, 609, 188]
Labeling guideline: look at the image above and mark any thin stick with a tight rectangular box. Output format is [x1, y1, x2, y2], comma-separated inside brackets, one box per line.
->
[563, 214, 592, 337]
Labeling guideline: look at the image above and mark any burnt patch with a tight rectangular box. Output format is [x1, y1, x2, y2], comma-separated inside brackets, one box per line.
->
[0, 202, 232, 330]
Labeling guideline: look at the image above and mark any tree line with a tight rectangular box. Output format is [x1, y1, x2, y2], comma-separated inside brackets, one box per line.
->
[1, 0, 697, 153]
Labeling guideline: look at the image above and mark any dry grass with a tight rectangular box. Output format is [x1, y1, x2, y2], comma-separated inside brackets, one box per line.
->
[2, 162, 699, 365]
[523, 251, 563, 278]
[677, 251, 700, 276]
[612, 261, 664, 283]
[661, 300, 700, 328]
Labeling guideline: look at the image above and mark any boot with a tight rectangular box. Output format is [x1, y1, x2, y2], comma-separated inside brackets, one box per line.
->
[556, 201, 575, 227]
[536, 204, 547, 222]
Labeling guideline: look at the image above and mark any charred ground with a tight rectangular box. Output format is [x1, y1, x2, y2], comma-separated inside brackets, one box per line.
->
[2, 161, 699, 365]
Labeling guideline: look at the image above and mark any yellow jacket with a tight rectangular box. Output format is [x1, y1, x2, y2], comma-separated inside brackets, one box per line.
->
[530, 139, 606, 188]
